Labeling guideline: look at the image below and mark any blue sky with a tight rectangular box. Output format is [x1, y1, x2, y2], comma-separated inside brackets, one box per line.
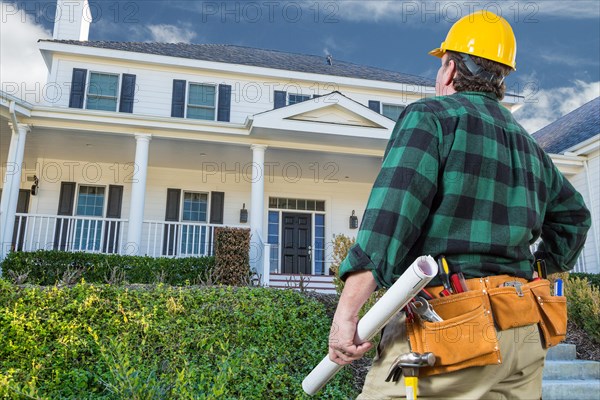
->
[1, 0, 599, 131]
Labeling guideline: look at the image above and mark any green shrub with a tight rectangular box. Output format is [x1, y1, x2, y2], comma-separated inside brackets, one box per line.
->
[565, 275, 600, 343]
[1, 250, 214, 286]
[0, 281, 356, 399]
[570, 272, 600, 289]
[214, 227, 251, 286]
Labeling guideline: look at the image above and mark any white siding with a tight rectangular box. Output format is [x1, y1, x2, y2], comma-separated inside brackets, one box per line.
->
[569, 151, 600, 273]
[49, 56, 427, 124]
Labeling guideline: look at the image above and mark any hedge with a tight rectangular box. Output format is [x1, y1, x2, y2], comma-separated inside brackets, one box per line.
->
[214, 227, 251, 286]
[1, 251, 214, 286]
[0, 281, 356, 399]
[570, 272, 600, 289]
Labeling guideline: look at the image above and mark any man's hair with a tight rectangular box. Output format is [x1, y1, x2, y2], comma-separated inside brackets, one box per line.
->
[445, 51, 513, 99]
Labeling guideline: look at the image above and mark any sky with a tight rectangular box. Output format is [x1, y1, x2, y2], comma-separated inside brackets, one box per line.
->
[1, 0, 599, 133]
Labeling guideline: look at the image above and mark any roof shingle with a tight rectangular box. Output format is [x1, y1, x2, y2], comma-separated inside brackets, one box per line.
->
[39, 40, 435, 87]
[532, 97, 600, 154]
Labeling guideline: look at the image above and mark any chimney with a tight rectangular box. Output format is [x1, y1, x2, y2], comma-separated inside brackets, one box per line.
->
[52, 0, 92, 41]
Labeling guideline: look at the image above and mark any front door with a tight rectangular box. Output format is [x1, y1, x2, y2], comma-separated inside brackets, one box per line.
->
[281, 212, 312, 274]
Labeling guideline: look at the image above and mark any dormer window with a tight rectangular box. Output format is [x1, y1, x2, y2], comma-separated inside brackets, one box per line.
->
[288, 93, 311, 105]
[187, 83, 216, 120]
[382, 103, 406, 121]
[86, 72, 119, 111]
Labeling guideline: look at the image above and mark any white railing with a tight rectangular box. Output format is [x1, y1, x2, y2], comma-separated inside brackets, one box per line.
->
[12, 213, 128, 254]
[141, 220, 247, 258]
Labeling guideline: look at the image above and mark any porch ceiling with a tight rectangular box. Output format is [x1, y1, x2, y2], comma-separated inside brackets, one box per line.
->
[0, 122, 382, 183]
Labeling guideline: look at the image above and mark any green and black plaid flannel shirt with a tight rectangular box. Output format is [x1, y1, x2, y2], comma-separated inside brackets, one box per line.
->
[340, 91, 591, 288]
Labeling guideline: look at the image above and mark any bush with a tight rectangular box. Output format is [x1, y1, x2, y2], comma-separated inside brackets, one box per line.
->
[214, 227, 251, 286]
[1, 250, 214, 286]
[328, 234, 385, 319]
[571, 273, 600, 289]
[565, 275, 600, 343]
[0, 281, 356, 399]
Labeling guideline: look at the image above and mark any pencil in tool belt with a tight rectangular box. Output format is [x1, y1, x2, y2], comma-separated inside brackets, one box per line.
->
[535, 259, 547, 279]
[437, 255, 453, 296]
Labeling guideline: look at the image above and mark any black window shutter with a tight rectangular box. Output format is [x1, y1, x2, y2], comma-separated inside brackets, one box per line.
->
[210, 191, 225, 224]
[106, 185, 124, 218]
[274, 90, 287, 109]
[57, 182, 76, 215]
[217, 84, 232, 122]
[368, 100, 381, 113]
[12, 190, 31, 251]
[54, 182, 76, 250]
[104, 185, 124, 253]
[171, 80, 187, 118]
[69, 68, 87, 109]
[163, 188, 181, 256]
[119, 74, 136, 113]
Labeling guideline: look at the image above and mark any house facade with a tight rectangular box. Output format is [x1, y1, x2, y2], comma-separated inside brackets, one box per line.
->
[3, 1, 592, 295]
[532, 97, 600, 274]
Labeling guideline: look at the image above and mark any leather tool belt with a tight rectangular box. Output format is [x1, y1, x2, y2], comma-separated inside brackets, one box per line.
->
[406, 275, 567, 377]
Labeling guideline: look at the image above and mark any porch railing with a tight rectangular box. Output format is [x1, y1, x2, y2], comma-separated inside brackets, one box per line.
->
[13, 213, 128, 254]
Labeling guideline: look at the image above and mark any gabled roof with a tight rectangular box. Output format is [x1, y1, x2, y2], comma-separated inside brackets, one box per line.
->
[39, 40, 435, 87]
[532, 97, 600, 154]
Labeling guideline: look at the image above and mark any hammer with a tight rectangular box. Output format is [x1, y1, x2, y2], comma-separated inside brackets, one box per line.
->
[385, 352, 436, 400]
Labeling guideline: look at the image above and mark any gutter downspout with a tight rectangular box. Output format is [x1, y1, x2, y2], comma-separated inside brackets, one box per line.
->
[583, 159, 600, 271]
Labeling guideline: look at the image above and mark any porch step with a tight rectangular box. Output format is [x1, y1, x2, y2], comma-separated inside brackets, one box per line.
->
[268, 274, 336, 294]
[542, 343, 600, 400]
[546, 343, 577, 360]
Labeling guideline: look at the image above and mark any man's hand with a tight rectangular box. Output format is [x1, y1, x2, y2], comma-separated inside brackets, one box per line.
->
[328, 315, 373, 365]
[327, 270, 378, 365]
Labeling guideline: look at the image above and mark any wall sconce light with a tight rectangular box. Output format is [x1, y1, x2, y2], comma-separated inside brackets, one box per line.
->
[349, 210, 358, 229]
[240, 203, 248, 223]
[31, 175, 39, 196]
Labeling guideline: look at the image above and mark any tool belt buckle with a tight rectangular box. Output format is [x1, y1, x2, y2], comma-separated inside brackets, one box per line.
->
[502, 281, 524, 297]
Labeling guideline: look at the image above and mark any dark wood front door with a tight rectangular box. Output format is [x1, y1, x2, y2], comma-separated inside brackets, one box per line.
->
[281, 212, 312, 274]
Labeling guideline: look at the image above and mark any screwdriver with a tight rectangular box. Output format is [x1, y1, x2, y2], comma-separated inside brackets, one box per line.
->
[437, 255, 453, 296]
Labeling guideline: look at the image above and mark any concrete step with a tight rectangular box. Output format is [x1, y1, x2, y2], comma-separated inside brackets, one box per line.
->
[541, 380, 600, 400]
[543, 360, 600, 380]
[546, 344, 577, 360]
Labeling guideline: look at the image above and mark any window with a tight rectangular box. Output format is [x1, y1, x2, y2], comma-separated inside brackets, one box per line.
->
[181, 192, 209, 255]
[288, 93, 311, 105]
[268, 211, 279, 273]
[382, 104, 406, 121]
[269, 197, 325, 212]
[86, 72, 119, 111]
[74, 186, 105, 251]
[187, 83, 216, 120]
[314, 214, 325, 275]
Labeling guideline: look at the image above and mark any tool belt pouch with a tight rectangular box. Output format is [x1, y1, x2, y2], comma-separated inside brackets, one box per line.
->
[487, 283, 540, 331]
[530, 279, 568, 348]
[406, 291, 500, 377]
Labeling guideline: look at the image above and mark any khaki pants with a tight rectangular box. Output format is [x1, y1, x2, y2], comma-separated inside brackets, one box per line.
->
[358, 313, 547, 400]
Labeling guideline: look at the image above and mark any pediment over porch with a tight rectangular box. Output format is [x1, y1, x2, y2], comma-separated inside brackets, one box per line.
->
[248, 92, 395, 146]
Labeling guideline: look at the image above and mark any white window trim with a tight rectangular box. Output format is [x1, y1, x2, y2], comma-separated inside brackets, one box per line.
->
[180, 190, 211, 223]
[85, 71, 121, 112]
[185, 82, 218, 121]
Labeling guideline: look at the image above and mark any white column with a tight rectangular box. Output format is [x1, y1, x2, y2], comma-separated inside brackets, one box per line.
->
[125, 134, 151, 256]
[0, 123, 29, 263]
[250, 144, 267, 280]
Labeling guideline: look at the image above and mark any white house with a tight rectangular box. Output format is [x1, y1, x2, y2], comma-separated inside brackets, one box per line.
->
[1, 1, 592, 295]
[532, 97, 600, 274]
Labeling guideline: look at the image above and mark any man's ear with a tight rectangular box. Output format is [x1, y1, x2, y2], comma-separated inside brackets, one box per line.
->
[442, 60, 456, 86]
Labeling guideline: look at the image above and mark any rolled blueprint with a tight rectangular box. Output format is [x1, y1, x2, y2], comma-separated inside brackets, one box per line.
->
[302, 255, 438, 396]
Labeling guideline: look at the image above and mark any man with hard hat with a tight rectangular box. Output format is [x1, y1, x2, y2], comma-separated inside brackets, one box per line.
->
[328, 10, 590, 399]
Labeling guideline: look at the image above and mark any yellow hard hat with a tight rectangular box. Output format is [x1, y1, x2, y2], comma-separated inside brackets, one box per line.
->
[429, 10, 517, 70]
